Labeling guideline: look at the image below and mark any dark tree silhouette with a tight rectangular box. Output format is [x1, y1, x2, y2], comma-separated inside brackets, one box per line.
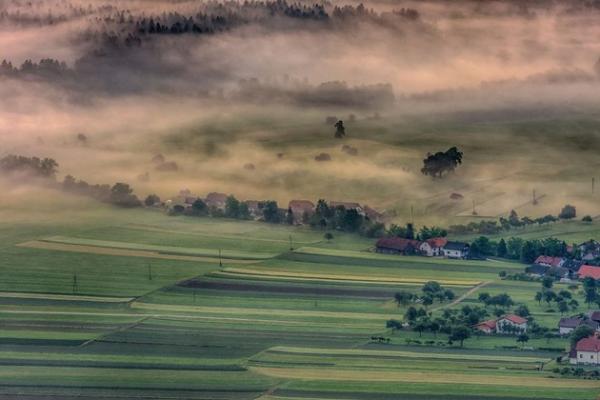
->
[334, 120, 346, 138]
[421, 147, 463, 178]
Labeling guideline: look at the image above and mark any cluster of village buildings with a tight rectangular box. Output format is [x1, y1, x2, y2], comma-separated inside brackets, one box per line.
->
[167, 190, 387, 224]
[525, 240, 600, 282]
[558, 311, 600, 366]
[375, 237, 470, 259]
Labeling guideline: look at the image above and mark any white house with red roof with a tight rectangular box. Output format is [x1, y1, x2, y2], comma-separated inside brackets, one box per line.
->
[570, 335, 600, 365]
[419, 237, 448, 257]
[496, 314, 528, 334]
[534, 255, 566, 268]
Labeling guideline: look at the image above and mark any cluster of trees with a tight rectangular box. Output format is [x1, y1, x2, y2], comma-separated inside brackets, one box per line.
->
[421, 147, 463, 178]
[0, 155, 58, 179]
[533, 278, 580, 313]
[170, 195, 280, 223]
[477, 292, 515, 310]
[468, 235, 569, 263]
[63, 176, 142, 208]
[448, 207, 578, 236]
[579, 277, 600, 308]
[0, 59, 71, 78]
[308, 200, 385, 237]
[394, 281, 455, 308]
[386, 223, 447, 240]
[388, 305, 488, 347]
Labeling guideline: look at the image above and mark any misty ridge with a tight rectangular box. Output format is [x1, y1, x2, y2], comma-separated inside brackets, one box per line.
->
[2, 0, 600, 107]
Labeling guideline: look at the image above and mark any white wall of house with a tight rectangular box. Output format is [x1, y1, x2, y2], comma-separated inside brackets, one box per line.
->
[496, 319, 527, 333]
[443, 249, 463, 258]
[559, 326, 575, 335]
[575, 351, 600, 365]
[420, 243, 433, 257]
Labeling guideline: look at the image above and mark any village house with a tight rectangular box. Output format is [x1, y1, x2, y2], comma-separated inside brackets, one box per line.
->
[442, 241, 470, 259]
[329, 201, 364, 215]
[534, 255, 566, 268]
[244, 200, 262, 219]
[205, 192, 228, 210]
[496, 314, 528, 334]
[363, 205, 385, 223]
[525, 264, 549, 278]
[570, 335, 600, 365]
[420, 237, 448, 257]
[559, 316, 600, 336]
[288, 200, 315, 224]
[578, 240, 600, 262]
[589, 311, 600, 324]
[375, 237, 421, 255]
[474, 319, 497, 334]
[578, 265, 600, 281]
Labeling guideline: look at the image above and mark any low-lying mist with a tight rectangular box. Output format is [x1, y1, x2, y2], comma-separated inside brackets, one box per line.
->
[2, 0, 600, 225]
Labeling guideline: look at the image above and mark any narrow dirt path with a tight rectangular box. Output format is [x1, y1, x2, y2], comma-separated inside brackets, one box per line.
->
[431, 280, 492, 311]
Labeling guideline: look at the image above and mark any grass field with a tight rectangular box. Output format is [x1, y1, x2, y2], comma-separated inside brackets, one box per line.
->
[0, 202, 598, 400]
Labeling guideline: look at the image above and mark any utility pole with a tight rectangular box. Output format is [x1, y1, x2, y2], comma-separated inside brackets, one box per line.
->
[593, 177, 595, 195]
[532, 189, 538, 205]
[472, 200, 477, 216]
[218, 249, 222, 268]
[289, 235, 293, 251]
[410, 205, 414, 224]
[72, 273, 79, 294]
[148, 263, 153, 281]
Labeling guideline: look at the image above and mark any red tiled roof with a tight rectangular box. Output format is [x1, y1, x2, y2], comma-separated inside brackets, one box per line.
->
[579, 265, 600, 280]
[576, 336, 600, 352]
[534, 256, 564, 267]
[500, 314, 528, 325]
[376, 237, 421, 251]
[475, 319, 496, 330]
[426, 237, 448, 249]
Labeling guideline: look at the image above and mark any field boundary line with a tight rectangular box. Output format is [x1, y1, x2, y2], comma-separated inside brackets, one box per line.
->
[79, 316, 151, 348]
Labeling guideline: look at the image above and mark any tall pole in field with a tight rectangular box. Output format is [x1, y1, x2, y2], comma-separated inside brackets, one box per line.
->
[72, 273, 79, 294]
[532, 189, 538, 205]
[218, 249, 222, 268]
[410, 205, 414, 224]
[148, 263, 153, 281]
[289, 235, 293, 251]
[593, 177, 595, 195]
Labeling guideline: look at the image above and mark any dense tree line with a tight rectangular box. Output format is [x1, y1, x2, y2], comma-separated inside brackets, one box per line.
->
[0, 154, 58, 179]
[62, 175, 141, 207]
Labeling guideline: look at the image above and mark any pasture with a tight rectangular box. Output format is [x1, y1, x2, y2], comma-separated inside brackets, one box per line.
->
[0, 203, 598, 400]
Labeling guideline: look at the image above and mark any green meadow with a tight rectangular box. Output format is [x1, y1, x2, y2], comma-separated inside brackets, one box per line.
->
[0, 203, 598, 400]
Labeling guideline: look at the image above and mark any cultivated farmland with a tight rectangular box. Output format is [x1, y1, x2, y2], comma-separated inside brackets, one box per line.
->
[0, 204, 598, 400]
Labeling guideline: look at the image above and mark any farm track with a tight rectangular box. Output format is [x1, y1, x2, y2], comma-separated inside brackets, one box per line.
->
[431, 280, 492, 311]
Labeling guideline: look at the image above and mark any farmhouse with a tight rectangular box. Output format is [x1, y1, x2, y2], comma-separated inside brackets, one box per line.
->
[589, 311, 600, 324]
[570, 335, 600, 365]
[420, 237, 448, 257]
[525, 264, 549, 278]
[442, 241, 470, 259]
[578, 265, 600, 281]
[363, 205, 385, 223]
[496, 314, 527, 334]
[329, 201, 364, 215]
[474, 319, 497, 334]
[205, 192, 228, 210]
[578, 240, 600, 262]
[559, 316, 599, 336]
[288, 200, 315, 224]
[375, 237, 421, 255]
[244, 200, 262, 219]
[534, 255, 566, 268]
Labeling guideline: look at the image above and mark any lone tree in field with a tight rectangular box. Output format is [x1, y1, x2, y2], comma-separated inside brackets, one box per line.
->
[421, 147, 463, 178]
[559, 204, 576, 220]
[449, 325, 471, 347]
[334, 120, 346, 138]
